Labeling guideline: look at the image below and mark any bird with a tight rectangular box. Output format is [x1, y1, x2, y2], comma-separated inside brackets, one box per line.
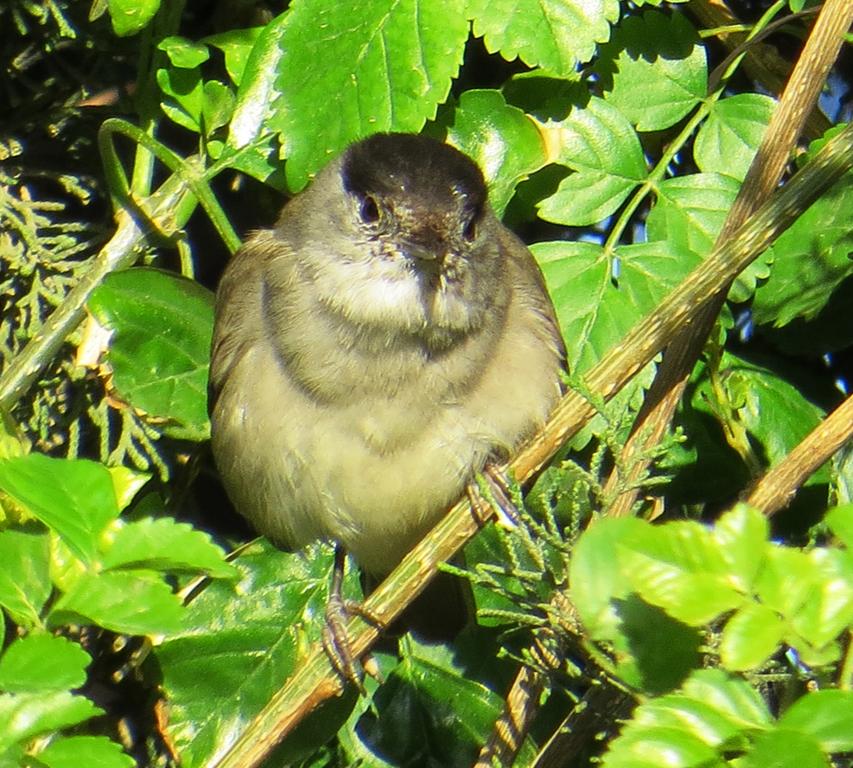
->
[208, 132, 565, 643]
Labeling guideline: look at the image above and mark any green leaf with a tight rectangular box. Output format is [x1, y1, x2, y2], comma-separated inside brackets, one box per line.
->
[535, 239, 700, 376]
[741, 729, 828, 768]
[202, 79, 236, 136]
[755, 546, 814, 617]
[618, 521, 745, 625]
[100, 517, 237, 578]
[0, 634, 90, 693]
[777, 690, 853, 752]
[694, 93, 775, 182]
[156, 66, 204, 133]
[0, 527, 51, 627]
[466, 0, 619, 76]
[751, 170, 853, 326]
[793, 548, 853, 649]
[106, 0, 160, 37]
[446, 89, 547, 217]
[0, 455, 118, 564]
[713, 505, 768, 592]
[646, 172, 770, 303]
[156, 540, 355, 766]
[595, 11, 706, 131]
[826, 504, 853, 547]
[36, 736, 134, 768]
[87, 268, 214, 441]
[0, 691, 101, 753]
[569, 516, 647, 638]
[715, 354, 826, 472]
[157, 35, 210, 68]
[50, 571, 184, 636]
[275, 0, 469, 190]
[358, 634, 508, 765]
[204, 27, 265, 87]
[680, 669, 771, 728]
[719, 603, 784, 671]
[539, 97, 647, 225]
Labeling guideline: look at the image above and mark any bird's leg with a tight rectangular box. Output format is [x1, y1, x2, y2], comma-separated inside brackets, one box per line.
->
[322, 545, 384, 693]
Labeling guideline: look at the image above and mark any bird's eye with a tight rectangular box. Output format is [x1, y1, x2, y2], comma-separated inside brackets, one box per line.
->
[462, 210, 479, 242]
[359, 194, 381, 224]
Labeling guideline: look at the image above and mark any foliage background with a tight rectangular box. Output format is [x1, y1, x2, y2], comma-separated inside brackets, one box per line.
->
[0, 0, 851, 767]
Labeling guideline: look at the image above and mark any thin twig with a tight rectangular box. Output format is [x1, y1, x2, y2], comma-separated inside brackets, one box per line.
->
[746, 393, 853, 516]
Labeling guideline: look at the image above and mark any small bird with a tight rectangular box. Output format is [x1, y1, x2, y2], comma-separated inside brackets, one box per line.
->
[209, 133, 564, 627]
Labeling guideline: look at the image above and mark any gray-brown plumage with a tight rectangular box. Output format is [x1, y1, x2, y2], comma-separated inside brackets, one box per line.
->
[209, 133, 564, 576]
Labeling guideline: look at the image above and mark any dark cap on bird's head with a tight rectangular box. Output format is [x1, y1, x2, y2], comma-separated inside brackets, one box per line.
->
[340, 133, 487, 215]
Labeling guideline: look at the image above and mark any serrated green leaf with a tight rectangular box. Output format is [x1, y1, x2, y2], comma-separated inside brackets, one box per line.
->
[275, 0, 468, 190]
[720, 603, 784, 671]
[87, 268, 214, 441]
[633, 694, 746, 746]
[106, 466, 150, 513]
[741, 729, 827, 768]
[156, 540, 355, 766]
[0, 691, 101, 752]
[447, 89, 547, 217]
[36, 736, 134, 768]
[106, 0, 159, 36]
[646, 172, 770, 302]
[615, 596, 701, 694]
[0, 455, 118, 565]
[535, 239, 700, 375]
[100, 517, 236, 578]
[157, 35, 210, 68]
[0, 634, 90, 693]
[50, 571, 184, 636]
[751, 170, 853, 327]
[595, 11, 706, 131]
[466, 0, 619, 76]
[777, 690, 853, 752]
[204, 27, 264, 87]
[539, 97, 647, 225]
[694, 93, 775, 182]
[0, 527, 51, 627]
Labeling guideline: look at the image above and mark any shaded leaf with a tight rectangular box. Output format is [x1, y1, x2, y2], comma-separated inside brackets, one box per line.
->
[595, 10, 706, 131]
[447, 89, 547, 217]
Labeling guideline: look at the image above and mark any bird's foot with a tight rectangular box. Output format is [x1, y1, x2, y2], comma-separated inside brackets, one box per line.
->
[322, 546, 384, 693]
